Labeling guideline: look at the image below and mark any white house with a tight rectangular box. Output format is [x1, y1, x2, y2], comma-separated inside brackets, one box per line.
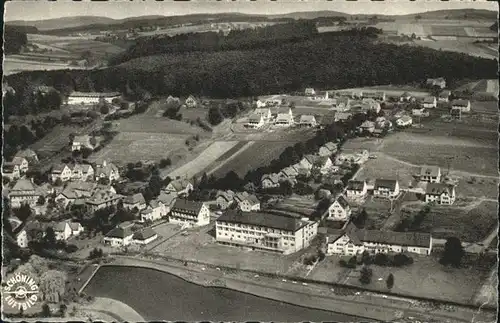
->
[246, 114, 265, 129]
[69, 164, 95, 181]
[103, 223, 134, 247]
[451, 99, 471, 112]
[438, 90, 451, 102]
[140, 200, 167, 222]
[274, 113, 294, 127]
[234, 192, 260, 212]
[10, 157, 29, 174]
[312, 156, 334, 175]
[261, 173, 281, 189]
[396, 116, 413, 127]
[165, 179, 193, 196]
[123, 193, 147, 211]
[216, 211, 318, 255]
[94, 160, 120, 182]
[346, 180, 368, 199]
[305, 88, 316, 95]
[132, 227, 158, 245]
[298, 115, 317, 128]
[254, 108, 272, 122]
[426, 77, 446, 89]
[327, 195, 351, 221]
[298, 154, 317, 171]
[51, 164, 72, 183]
[326, 223, 432, 256]
[2, 163, 21, 181]
[373, 179, 400, 198]
[185, 95, 198, 108]
[425, 183, 456, 205]
[9, 179, 43, 208]
[72, 135, 97, 152]
[53, 222, 73, 241]
[422, 96, 437, 109]
[318, 142, 338, 157]
[412, 107, 429, 117]
[169, 199, 210, 227]
[67, 91, 121, 105]
[418, 166, 441, 183]
[215, 190, 236, 210]
[16, 229, 29, 248]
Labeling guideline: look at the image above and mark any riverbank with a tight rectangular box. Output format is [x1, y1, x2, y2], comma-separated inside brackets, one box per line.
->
[70, 297, 144, 322]
[91, 255, 495, 322]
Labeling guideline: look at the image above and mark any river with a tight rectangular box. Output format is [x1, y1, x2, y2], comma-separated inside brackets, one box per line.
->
[84, 266, 360, 321]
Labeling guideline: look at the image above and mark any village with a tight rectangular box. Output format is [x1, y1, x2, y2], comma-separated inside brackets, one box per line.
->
[2, 75, 498, 321]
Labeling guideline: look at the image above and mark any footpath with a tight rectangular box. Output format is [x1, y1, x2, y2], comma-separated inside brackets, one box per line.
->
[104, 255, 496, 323]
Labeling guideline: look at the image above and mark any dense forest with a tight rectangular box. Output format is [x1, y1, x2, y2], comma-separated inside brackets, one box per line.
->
[5, 24, 497, 100]
[3, 25, 37, 54]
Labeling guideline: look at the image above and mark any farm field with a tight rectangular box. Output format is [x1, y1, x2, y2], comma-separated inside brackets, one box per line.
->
[204, 141, 251, 176]
[411, 39, 497, 60]
[401, 200, 498, 242]
[112, 114, 205, 135]
[165, 141, 241, 179]
[3, 56, 75, 76]
[341, 137, 383, 153]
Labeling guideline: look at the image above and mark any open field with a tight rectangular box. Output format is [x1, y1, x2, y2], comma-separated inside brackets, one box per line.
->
[3, 56, 76, 76]
[166, 141, 241, 179]
[341, 137, 384, 153]
[339, 253, 495, 304]
[360, 196, 393, 230]
[112, 114, 205, 135]
[401, 201, 498, 242]
[354, 154, 417, 190]
[411, 39, 497, 60]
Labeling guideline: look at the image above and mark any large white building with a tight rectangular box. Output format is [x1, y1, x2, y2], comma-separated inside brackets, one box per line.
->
[216, 211, 318, 254]
[327, 223, 432, 256]
[169, 199, 210, 227]
[67, 91, 121, 105]
[9, 179, 44, 208]
[425, 183, 456, 205]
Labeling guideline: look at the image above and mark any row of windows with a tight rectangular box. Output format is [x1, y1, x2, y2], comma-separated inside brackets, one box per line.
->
[217, 223, 292, 236]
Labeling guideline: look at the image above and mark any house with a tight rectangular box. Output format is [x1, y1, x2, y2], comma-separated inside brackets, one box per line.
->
[363, 91, 386, 101]
[94, 160, 120, 182]
[141, 200, 167, 222]
[373, 179, 400, 198]
[67, 91, 121, 105]
[2, 163, 21, 181]
[53, 222, 72, 241]
[15, 229, 29, 248]
[346, 180, 368, 199]
[334, 112, 352, 123]
[396, 116, 413, 127]
[412, 107, 429, 117]
[298, 115, 317, 128]
[298, 154, 317, 171]
[255, 100, 267, 108]
[246, 114, 265, 129]
[425, 183, 456, 205]
[69, 222, 84, 236]
[359, 121, 375, 133]
[318, 142, 338, 157]
[165, 179, 193, 196]
[278, 166, 299, 182]
[422, 96, 437, 109]
[361, 98, 381, 113]
[326, 222, 432, 256]
[123, 193, 147, 211]
[331, 97, 351, 112]
[426, 77, 446, 89]
[215, 190, 235, 210]
[254, 108, 272, 122]
[157, 192, 177, 212]
[327, 195, 351, 221]
[55, 181, 115, 207]
[51, 164, 72, 183]
[305, 88, 316, 95]
[450, 107, 462, 120]
[418, 166, 441, 183]
[9, 179, 43, 208]
[234, 192, 260, 212]
[276, 106, 293, 118]
[274, 113, 294, 127]
[400, 92, 413, 102]
[169, 199, 210, 227]
[103, 224, 134, 247]
[216, 211, 318, 254]
[132, 227, 158, 245]
[71, 135, 97, 152]
[85, 191, 123, 212]
[313, 156, 334, 175]
[69, 164, 94, 181]
[15, 149, 39, 164]
[261, 173, 280, 189]
[10, 157, 29, 174]
[185, 95, 198, 108]
[451, 99, 471, 112]
[438, 90, 451, 102]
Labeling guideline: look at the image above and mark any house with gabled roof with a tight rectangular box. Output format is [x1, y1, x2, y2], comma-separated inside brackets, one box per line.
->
[318, 142, 338, 157]
[418, 166, 441, 183]
[9, 179, 44, 208]
[123, 193, 147, 211]
[426, 77, 446, 89]
[261, 173, 281, 189]
[327, 195, 351, 221]
[103, 224, 134, 247]
[425, 183, 456, 205]
[2, 163, 20, 181]
[312, 156, 334, 175]
[185, 95, 199, 108]
[246, 113, 265, 129]
[254, 107, 272, 122]
[438, 90, 451, 102]
[422, 96, 437, 109]
[298, 115, 317, 128]
[304, 88, 316, 96]
[132, 227, 158, 245]
[396, 116, 413, 127]
[373, 179, 400, 198]
[140, 200, 167, 222]
[165, 179, 193, 196]
[69, 163, 94, 181]
[169, 199, 210, 227]
[298, 154, 318, 171]
[278, 166, 299, 182]
[346, 180, 368, 199]
[326, 222, 432, 256]
[216, 190, 236, 210]
[274, 113, 294, 127]
[86, 190, 123, 212]
[72, 135, 98, 152]
[10, 157, 29, 174]
[334, 112, 352, 123]
[95, 160, 120, 182]
[51, 164, 72, 183]
[234, 192, 260, 212]
[451, 99, 471, 112]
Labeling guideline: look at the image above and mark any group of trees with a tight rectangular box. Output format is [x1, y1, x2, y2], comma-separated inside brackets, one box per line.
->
[3, 87, 62, 119]
[395, 205, 431, 232]
[4, 25, 32, 54]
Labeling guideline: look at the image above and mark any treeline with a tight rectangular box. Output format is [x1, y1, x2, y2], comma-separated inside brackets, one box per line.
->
[4, 25, 32, 54]
[109, 21, 318, 65]
[3, 87, 62, 119]
[6, 31, 497, 100]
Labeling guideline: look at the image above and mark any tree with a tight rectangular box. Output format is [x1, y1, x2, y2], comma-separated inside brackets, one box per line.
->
[440, 237, 464, 267]
[208, 106, 224, 125]
[100, 104, 110, 115]
[15, 204, 32, 222]
[279, 180, 293, 196]
[359, 266, 373, 285]
[43, 227, 57, 247]
[386, 273, 394, 289]
[37, 195, 46, 206]
[42, 303, 51, 317]
[374, 253, 389, 266]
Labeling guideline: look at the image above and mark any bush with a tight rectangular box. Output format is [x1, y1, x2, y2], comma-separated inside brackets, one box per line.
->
[65, 244, 78, 253]
[359, 266, 373, 285]
[393, 253, 413, 267]
[339, 259, 348, 267]
[159, 158, 172, 168]
[99, 105, 110, 115]
[374, 253, 390, 266]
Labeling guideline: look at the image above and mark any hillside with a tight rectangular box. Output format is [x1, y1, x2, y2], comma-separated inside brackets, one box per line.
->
[7, 16, 118, 31]
[399, 9, 498, 20]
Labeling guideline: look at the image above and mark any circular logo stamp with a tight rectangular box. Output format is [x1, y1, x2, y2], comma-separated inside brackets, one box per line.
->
[2, 273, 39, 311]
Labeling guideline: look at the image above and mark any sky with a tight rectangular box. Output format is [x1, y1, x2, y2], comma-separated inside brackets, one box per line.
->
[5, 0, 499, 22]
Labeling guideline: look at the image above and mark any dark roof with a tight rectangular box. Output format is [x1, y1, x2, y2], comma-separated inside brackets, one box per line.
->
[374, 179, 398, 191]
[451, 99, 470, 107]
[105, 226, 133, 239]
[347, 180, 366, 191]
[334, 195, 349, 209]
[426, 183, 455, 195]
[171, 199, 204, 214]
[217, 210, 311, 232]
[133, 227, 157, 240]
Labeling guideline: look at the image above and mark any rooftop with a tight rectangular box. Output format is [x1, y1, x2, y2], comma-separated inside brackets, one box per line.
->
[374, 179, 398, 191]
[217, 210, 312, 232]
[171, 199, 205, 214]
[133, 227, 157, 241]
